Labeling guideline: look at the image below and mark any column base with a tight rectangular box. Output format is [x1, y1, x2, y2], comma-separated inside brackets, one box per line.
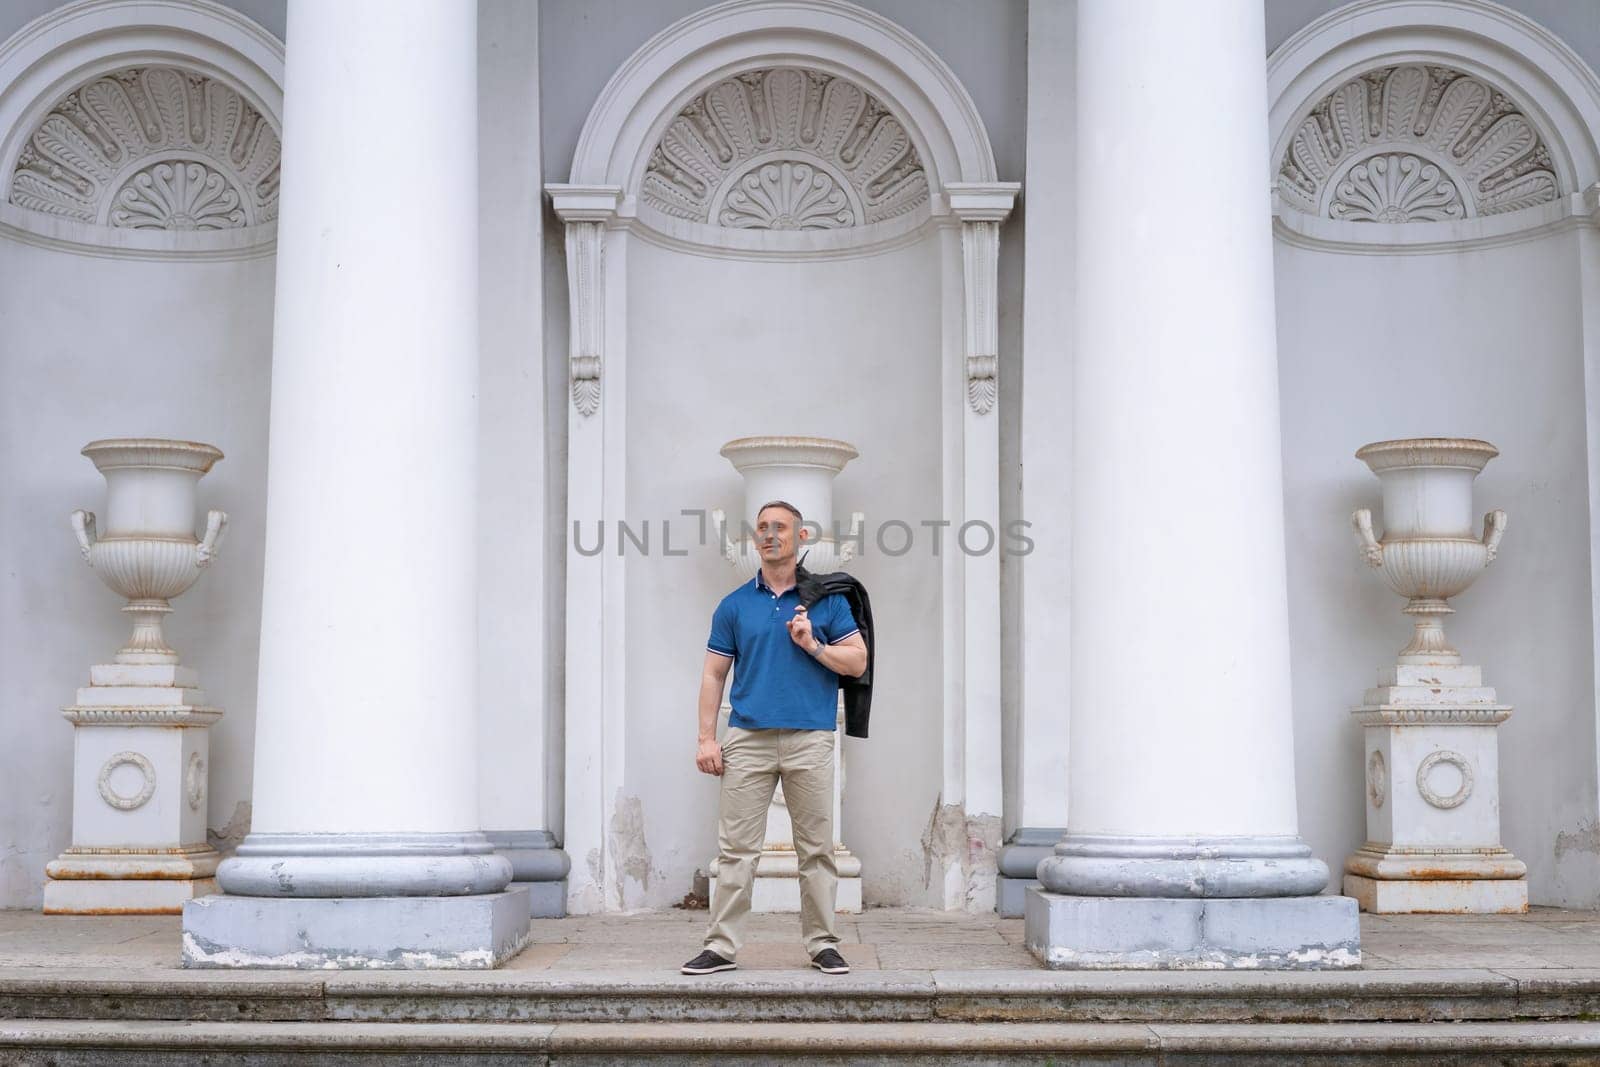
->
[1344, 874, 1528, 914]
[181, 888, 531, 969]
[996, 828, 1064, 917]
[709, 849, 863, 913]
[44, 877, 218, 915]
[1025, 889, 1361, 970]
[996, 876, 1039, 918]
[486, 831, 570, 919]
[44, 848, 222, 915]
[217, 832, 513, 897]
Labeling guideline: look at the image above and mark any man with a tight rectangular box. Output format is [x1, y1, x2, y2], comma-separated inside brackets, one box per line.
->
[681, 500, 868, 976]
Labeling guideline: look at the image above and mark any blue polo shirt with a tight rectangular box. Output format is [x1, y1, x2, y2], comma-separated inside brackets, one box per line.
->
[707, 571, 860, 731]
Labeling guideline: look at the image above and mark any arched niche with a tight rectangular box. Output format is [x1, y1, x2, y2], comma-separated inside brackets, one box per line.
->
[0, 0, 283, 258]
[1268, 0, 1600, 251]
[548, 0, 1017, 913]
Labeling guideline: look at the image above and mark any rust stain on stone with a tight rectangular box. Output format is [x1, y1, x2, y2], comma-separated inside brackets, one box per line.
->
[42, 905, 183, 915]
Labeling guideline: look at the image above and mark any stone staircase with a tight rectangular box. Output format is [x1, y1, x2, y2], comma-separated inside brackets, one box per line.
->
[6, 969, 1600, 1063]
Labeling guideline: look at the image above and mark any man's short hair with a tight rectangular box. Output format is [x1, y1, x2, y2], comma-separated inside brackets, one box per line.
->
[756, 499, 803, 525]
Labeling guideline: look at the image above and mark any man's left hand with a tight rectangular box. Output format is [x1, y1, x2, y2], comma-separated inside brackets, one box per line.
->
[786, 605, 817, 652]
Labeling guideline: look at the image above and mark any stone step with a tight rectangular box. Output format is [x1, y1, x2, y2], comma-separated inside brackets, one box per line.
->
[5, 967, 1600, 1025]
[2, 1018, 1599, 1064]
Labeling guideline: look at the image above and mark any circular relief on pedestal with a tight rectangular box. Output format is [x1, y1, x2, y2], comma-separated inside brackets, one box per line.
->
[185, 752, 206, 811]
[1366, 750, 1388, 808]
[1416, 749, 1475, 810]
[97, 752, 156, 811]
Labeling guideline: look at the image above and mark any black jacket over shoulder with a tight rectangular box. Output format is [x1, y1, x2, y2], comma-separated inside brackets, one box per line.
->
[795, 562, 875, 739]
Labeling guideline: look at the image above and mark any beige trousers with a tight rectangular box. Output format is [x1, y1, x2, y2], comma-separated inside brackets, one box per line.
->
[703, 725, 839, 960]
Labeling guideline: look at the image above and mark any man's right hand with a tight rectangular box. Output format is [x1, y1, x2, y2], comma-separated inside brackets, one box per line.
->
[696, 737, 724, 776]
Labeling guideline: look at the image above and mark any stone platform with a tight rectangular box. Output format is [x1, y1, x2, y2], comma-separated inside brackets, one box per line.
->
[5, 906, 1600, 1062]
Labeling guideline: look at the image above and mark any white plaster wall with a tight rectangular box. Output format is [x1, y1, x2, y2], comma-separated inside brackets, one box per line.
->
[1276, 232, 1600, 906]
[621, 234, 946, 907]
[0, 239, 275, 907]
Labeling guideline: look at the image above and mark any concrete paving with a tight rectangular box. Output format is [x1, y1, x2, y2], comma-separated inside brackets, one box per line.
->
[3, 908, 1600, 972]
[4, 904, 1600, 974]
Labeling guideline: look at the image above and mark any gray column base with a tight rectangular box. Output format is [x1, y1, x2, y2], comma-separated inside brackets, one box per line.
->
[1025, 888, 1360, 970]
[217, 832, 513, 898]
[485, 830, 570, 919]
[996, 875, 1039, 917]
[996, 828, 1065, 917]
[1039, 833, 1330, 898]
[181, 888, 531, 969]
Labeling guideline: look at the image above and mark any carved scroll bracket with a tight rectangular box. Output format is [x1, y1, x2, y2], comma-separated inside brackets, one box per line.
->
[948, 183, 1018, 416]
[548, 185, 623, 418]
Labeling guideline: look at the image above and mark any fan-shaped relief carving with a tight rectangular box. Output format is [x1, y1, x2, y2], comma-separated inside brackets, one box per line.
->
[1278, 65, 1559, 222]
[642, 67, 929, 230]
[9, 66, 280, 230]
[718, 158, 857, 229]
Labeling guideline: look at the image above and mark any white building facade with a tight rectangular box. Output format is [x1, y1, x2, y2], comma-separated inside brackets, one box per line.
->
[4, 0, 1600, 966]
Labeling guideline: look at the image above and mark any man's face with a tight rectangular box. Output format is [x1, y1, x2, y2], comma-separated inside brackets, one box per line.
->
[755, 507, 808, 564]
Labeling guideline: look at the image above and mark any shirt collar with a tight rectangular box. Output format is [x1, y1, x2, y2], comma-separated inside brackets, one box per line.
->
[755, 569, 794, 595]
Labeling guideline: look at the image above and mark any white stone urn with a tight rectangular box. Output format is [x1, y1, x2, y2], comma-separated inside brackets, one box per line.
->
[1350, 438, 1506, 663]
[45, 438, 229, 915]
[71, 438, 228, 664]
[710, 436, 865, 579]
[1344, 437, 1525, 914]
[706, 434, 864, 913]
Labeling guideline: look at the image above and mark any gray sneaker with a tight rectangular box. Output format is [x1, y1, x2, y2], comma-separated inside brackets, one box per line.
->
[810, 947, 850, 974]
[681, 949, 737, 975]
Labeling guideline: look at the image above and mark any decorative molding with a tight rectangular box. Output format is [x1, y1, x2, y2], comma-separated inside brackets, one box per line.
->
[965, 354, 997, 415]
[567, 0, 1000, 196]
[97, 750, 155, 811]
[642, 66, 927, 230]
[1332, 152, 1464, 222]
[1366, 749, 1387, 809]
[1268, 0, 1600, 254]
[1353, 705, 1512, 726]
[1279, 64, 1558, 222]
[10, 65, 280, 230]
[185, 751, 205, 811]
[65, 843, 213, 855]
[549, 185, 621, 420]
[949, 183, 1017, 416]
[1273, 185, 1598, 255]
[0, 0, 284, 256]
[1352, 841, 1519, 858]
[62, 705, 222, 726]
[623, 206, 932, 261]
[0, 200, 275, 259]
[1416, 749, 1475, 810]
[565, 221, 604, 418]
[960, 223, 997, 414]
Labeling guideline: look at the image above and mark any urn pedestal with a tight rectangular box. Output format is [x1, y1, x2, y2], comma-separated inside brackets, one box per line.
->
[44, 439, 228, 915]
[707, 436, 865, 914]
[1343, 438, 1526, 914]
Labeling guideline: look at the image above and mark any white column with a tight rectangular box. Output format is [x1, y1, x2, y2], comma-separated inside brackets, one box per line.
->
[1030, 0, 1358, 969]
[998, 0, 1074, 918]
[188, 0, 523, 968]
